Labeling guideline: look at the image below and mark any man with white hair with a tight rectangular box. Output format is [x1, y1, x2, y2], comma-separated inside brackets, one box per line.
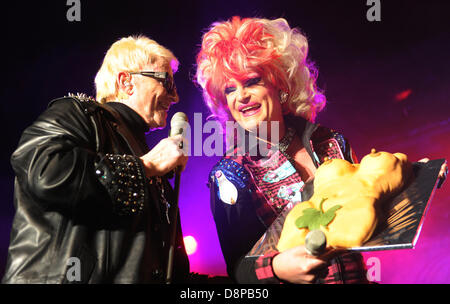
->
[2, 35, 190, 283]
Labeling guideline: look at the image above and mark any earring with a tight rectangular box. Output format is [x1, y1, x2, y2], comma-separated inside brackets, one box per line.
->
[280, 91, 288, 104]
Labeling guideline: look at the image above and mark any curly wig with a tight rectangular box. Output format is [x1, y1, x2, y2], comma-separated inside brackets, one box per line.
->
[196, 16, 326, 123]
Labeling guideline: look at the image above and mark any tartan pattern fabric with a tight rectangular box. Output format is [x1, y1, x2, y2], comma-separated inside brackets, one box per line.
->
[254, 250, 282, 284]
[244, 151, 304, 227]
[321, 253, 370, 284]
[314, 138, 345, 163]
[310, 127, 349, 162]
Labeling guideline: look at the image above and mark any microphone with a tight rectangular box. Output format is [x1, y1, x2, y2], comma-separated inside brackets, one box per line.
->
[305, 230, 327, 256]
[165, 112, 188, 179]
[166, 112, 188, 284]
[170, 112, 188, 139]
[170, 112, 188, 172]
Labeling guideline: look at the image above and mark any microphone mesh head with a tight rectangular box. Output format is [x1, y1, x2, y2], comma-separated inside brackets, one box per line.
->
[171, 112, 188, 124]
[170, 112, 188, 136]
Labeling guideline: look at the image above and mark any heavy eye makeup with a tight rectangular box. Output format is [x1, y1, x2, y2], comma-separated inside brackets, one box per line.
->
[224, 76, 262, 95]
[244, 76, 262, 87]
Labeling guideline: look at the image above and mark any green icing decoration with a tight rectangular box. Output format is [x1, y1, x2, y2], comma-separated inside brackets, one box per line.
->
[295, 198, 342, 231]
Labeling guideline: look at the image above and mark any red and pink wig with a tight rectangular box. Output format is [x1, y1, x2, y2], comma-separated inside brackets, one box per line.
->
[196, 16, 326, 124]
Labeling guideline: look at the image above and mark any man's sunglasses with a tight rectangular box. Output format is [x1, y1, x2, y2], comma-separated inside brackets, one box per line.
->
[130, 71, 176, 94]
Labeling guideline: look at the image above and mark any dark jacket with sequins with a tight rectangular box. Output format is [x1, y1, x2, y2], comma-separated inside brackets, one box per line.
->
[2, 96, 189, 283]
[209, 115, 369, 284]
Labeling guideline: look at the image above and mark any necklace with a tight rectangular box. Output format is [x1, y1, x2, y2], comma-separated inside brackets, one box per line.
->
[278, 127, 296, 154]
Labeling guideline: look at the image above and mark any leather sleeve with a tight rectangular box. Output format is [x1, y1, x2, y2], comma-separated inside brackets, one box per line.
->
[10, 99, 110, 213]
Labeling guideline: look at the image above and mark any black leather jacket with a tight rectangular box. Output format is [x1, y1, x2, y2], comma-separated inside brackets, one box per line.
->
[2, 95, 189, 283]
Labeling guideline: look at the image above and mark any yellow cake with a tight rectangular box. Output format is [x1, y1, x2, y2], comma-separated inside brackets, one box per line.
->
[277, 149, 412, 251]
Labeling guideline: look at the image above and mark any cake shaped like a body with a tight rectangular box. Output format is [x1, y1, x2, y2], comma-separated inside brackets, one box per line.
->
[277, 149, 413, 251]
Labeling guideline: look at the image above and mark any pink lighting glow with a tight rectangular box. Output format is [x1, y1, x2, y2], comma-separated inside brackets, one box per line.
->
[394, 89, 412, 102]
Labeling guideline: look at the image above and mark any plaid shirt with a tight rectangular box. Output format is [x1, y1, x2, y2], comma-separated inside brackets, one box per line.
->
[210, 120, 367, 284]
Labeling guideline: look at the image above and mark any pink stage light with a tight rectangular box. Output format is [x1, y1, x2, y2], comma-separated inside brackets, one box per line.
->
[395, 89, 412, 102]
[183, 235, 198, 255]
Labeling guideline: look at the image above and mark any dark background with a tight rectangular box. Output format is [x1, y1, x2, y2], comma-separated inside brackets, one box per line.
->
[1, 0, 449, 282]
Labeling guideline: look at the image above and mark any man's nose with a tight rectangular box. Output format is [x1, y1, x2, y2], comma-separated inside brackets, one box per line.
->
[236, 87, 250, 104]
[169, 88, 179, 104]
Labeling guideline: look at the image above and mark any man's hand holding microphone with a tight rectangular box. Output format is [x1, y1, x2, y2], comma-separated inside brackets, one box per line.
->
[140, 112, 189, 178]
